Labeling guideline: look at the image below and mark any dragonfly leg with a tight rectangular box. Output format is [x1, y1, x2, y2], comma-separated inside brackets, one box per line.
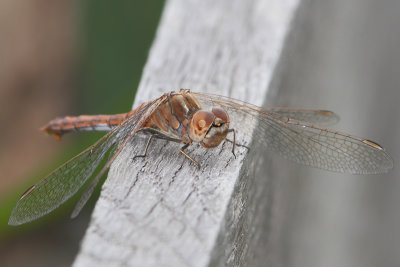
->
[226, 129, 250, 156]
[227, 129, 237, 158]
[180, 143, 200, 167]
[132, 135, 154, 161]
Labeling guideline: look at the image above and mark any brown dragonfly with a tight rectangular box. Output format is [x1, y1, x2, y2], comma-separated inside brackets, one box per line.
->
[8, 89, 393, 225]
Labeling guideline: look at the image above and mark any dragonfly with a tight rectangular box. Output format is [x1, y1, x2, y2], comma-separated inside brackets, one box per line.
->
[8, 89, 393, 225]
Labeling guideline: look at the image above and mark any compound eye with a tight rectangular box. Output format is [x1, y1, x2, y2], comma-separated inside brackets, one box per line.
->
[192, 110, 214, 131]
[212, 107, 229, 123]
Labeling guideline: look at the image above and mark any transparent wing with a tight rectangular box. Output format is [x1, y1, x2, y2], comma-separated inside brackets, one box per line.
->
[9, 100, 159, 225]
[262, 107, 339, 126]
[193, 92, 393, 174]
[70, 141, 119, 219]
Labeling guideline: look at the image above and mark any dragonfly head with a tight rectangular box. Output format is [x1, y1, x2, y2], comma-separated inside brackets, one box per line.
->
[189, 107, 230, 148]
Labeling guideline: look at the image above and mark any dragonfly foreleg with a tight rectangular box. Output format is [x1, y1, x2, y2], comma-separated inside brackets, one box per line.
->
[179, 143, 200, 167]
[132, 135, 154, 161]
[226, 129, 250, 157]
[227, 129, 237, 158]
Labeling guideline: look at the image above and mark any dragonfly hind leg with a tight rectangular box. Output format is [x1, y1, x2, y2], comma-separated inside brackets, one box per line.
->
[132, 135, 154, 161]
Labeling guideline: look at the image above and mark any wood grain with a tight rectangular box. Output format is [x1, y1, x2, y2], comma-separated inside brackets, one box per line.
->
[73, 0, 300, 266]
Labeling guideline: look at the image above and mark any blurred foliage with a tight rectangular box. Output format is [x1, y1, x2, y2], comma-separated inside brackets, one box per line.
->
[77, 0, 165, 114]
[0, 0, 164, 237]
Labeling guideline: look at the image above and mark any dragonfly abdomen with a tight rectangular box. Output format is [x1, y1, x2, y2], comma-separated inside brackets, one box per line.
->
[41, 103, 150, 140]
[41, 112, 135, 140]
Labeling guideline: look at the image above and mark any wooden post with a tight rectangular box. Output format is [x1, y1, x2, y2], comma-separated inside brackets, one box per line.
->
[73, 0, 301, 266]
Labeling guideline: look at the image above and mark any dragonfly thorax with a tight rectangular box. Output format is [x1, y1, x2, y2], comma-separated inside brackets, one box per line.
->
[189, 107, 230, 148]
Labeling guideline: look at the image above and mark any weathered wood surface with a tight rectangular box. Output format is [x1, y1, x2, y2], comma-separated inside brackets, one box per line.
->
[73, 0, 300, 266]
[267, 1, 400, 267]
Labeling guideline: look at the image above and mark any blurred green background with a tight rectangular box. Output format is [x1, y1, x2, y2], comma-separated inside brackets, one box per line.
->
[0, 1, 164, 266]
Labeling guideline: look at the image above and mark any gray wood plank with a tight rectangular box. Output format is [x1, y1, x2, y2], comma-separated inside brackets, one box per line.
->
[73, 0, 300, 266]
[269, 1, 400, 267]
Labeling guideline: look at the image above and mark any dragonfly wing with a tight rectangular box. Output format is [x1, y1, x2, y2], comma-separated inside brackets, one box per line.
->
[262, 107, 339, 126]
[70, 144, 119, 219]
[193, 92, 393, 174]
[9, 100, 159, 225]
